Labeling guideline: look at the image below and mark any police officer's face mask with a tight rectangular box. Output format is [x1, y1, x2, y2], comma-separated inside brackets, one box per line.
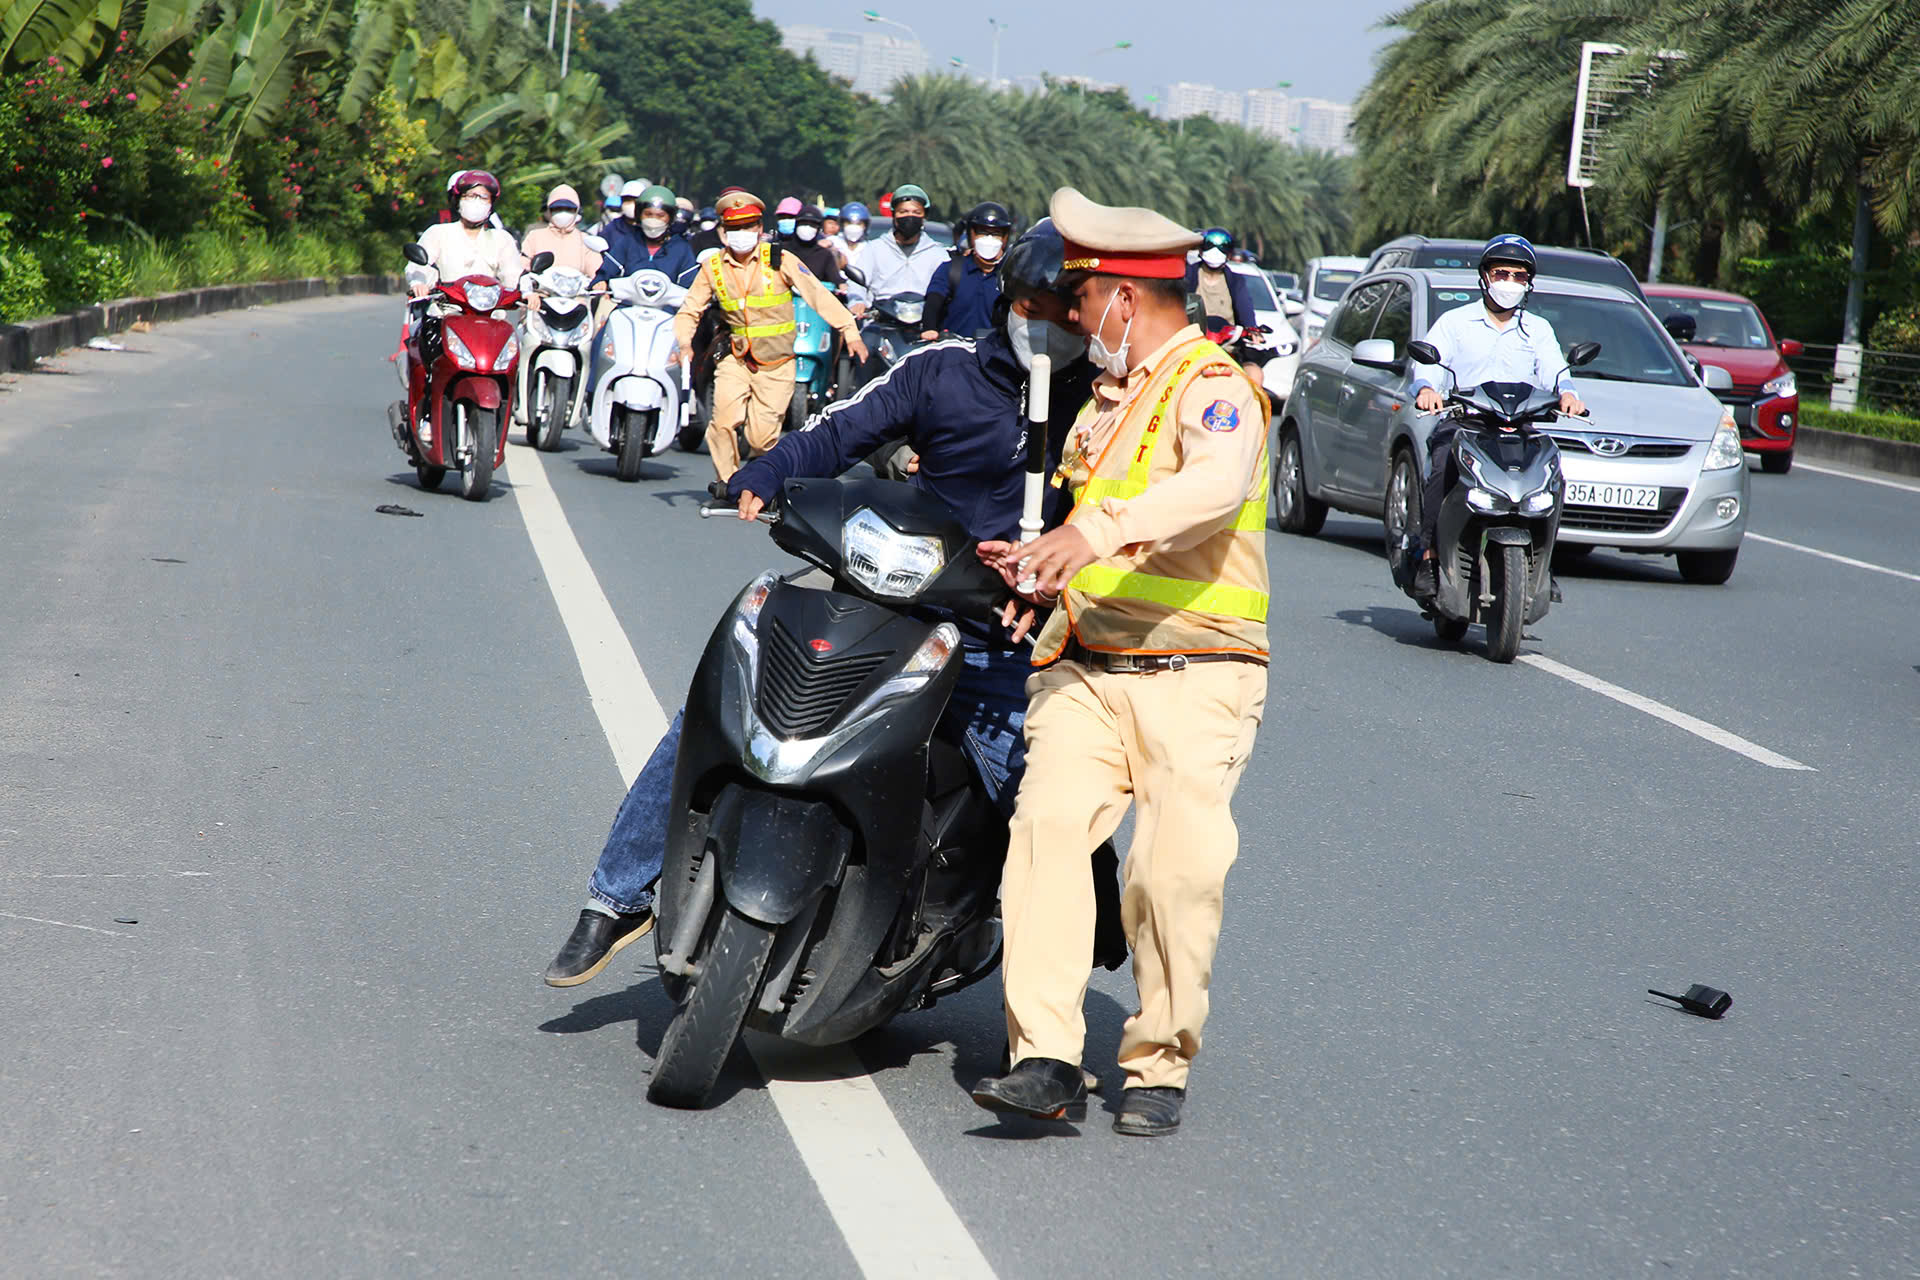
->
[723, 228, 760, 255]
[1007, 308, 1088, 371]
[1085, 285, 1134, 378]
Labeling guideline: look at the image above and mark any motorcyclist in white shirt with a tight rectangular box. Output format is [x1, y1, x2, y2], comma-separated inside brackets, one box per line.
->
[843, 184, 946, 316]
[406, 170, 522, 299]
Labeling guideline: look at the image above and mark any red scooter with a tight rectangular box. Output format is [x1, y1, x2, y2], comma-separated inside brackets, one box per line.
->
[389, 245, 553, 500]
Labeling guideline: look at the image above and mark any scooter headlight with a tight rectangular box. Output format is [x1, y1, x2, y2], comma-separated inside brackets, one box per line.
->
[843, 623, 960, 722]
[491, 334, 519, 371]
[842, 508, 946, 599]
[465, 283, 502, 312]
[443, 329, 479, 370]
[1521, 490, 1556, 514]
[729, 571, 779, 672]
[1704, 412, 1744, 470]
[1466, 486, 1505, 514]
[892, 299, 924, 326]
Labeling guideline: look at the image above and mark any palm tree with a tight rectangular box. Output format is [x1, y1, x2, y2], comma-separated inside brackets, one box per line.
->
[841, 75, 1011, 217]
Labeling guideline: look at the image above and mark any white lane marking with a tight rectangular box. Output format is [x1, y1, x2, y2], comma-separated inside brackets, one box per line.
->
[1518, 655, 1815, 771]
[1747, 533, 1920, 584]
[0, 910, 137, 938]
[1793, 460, 1920, 494]
[501, 446, 997, 1280]
[502, 446, 668, 784]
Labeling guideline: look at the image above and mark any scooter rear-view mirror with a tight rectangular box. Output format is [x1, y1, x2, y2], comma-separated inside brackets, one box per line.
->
[403, 242, 431, 266]
[1566, 341, 1602, 368]
[528, 250, 556, 274]
[1407, 340, 1442, 366]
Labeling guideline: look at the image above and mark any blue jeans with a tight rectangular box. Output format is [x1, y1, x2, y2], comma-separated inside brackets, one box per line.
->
[587, 644, 1031, 915]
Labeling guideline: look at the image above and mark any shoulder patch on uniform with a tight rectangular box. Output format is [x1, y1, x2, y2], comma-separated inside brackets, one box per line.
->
[1201, 400, 1241, 433]
[1199, 362, 1238, 377]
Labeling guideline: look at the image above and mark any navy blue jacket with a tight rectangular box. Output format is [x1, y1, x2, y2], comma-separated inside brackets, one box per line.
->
[1185, 263, 1257, 329]
[594, 220, 698, 287]
[924, 254, 1002, 338]
[730, 330, 1095, 641]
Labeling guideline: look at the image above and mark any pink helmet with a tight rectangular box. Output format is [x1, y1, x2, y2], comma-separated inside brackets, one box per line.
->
[774, 196, 805, 218]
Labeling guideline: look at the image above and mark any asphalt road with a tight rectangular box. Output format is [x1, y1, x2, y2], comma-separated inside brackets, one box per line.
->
[2, 297, 1914, 1279]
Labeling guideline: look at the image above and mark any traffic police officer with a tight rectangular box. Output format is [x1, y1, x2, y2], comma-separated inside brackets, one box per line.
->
[673, 189, 868, 492]
[971, 188, 1271, 1138]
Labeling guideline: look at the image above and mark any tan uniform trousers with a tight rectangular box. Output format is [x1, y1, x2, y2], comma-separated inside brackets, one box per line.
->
[706, 353, 795, 483]
[1001, 657, 1266, 1090]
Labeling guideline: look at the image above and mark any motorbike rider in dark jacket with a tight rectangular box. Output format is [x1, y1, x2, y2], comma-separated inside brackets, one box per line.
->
[922, 201, 1012, 340]
[544, 220, 1127, 988]
[779, 204, 845, 287]
[1184, 227, 1257, 329]
[593, 183, 698, 288]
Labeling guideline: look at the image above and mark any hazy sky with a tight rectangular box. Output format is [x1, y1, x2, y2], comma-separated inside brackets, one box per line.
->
[748, 0, 1407, 105]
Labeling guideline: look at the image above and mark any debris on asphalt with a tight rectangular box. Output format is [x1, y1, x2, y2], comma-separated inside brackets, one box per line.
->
[86, 337, 126, 351]
[129, 321, 153, 333]
[1649, 983, 1732, 1019]
[151, 557, 186, 564]
[114, 918, 138, 925]
[376, 504, 424, 518]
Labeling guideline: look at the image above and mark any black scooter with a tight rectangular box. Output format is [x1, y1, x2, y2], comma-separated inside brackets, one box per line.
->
[1387, 339, 1599, 662]
[648, 475, 1013, 1108]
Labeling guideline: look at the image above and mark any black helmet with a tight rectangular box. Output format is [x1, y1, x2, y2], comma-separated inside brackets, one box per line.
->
[796, 204, 826, 227]
[966, 201, 1013, 232]
[993, 216, 1070, 329]
[1200, 226, 1235, 253]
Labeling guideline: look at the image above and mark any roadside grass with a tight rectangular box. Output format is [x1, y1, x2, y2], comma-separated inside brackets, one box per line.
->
[1800, 403, 1920, 445]
[112, 229, 394, 300]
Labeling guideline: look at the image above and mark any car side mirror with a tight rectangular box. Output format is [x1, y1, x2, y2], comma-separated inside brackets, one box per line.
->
[1407, 340, 1442, 366]
[583, 234, 608, 253]
[1701, 363, 1734, 391]
[528, 250, 555, 274]
[1351, 338, 1403, 371]
[1778, 338, 1804, 358]
[1662, 313, 1698, 343]
[1566, 341, 1602, 368]
[402, 242, 431, 266]
[1283, 298, 1305, 319]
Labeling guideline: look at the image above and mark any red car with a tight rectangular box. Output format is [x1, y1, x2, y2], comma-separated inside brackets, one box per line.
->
[1644, 283, 1803, 474]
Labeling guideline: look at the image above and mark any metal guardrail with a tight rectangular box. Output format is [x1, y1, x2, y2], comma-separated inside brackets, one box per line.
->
[1783, 342, 1920, 413]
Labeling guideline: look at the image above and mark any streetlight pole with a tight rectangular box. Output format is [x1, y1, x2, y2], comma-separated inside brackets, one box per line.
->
[988, 18, 1007, 88]
[559, 0, 573, 76]
[546, 0, 556, 49]
[862, 9, 922, 47]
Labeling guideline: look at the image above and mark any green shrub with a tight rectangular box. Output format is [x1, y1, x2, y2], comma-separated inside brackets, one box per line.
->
[1863, 304, 1920, 418]
[179, 229, 241, 284]
[1800, 404, 1920, 445]
[34, 234, 133, 310]
[0, 216, 51, 321]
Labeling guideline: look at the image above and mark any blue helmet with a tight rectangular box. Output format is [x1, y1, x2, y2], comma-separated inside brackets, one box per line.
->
[841, 201, 870, 224]
[1479, 233, 1537, 275]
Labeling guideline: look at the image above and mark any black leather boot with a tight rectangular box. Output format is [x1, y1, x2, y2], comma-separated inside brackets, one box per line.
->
[971, 1057, 1087, 1121]
[1114, 1086, 1185, 1137]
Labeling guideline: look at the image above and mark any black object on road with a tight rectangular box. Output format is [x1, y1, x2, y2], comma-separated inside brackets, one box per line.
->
[1649, 983, 1731, 1018]
[375, 504, 424, 518]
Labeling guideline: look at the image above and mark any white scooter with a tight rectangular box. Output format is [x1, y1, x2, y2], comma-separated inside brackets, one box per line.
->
[588, 267, 690, 481]
[515, 264, 596, 450]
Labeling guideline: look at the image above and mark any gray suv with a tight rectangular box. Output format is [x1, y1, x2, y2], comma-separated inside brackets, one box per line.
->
[1274, 269, 1750, 583]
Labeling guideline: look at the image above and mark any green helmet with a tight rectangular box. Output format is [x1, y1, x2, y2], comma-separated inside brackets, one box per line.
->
[636, 185, 675, 213]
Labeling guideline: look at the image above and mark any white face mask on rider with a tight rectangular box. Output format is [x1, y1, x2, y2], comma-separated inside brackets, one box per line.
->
[1085, 285, 1134, 378]
[723, 228, 760, 256]
[1200, 247, 1227, 270]
[459, 197, 492, 226]
[1006, 310, 1087, 371]
[1486, 279, 1528, 311]
[844, 223, 867, 244]
[549, 210, 578, 230]
[796, 225, 819, 242]
[641, 216, 669, 238]
[974, 235, 1005, 263]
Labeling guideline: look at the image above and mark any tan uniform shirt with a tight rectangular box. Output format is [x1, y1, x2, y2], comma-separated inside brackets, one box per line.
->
[672, 248, 859, 352]
[1065, 324, 1267, 559]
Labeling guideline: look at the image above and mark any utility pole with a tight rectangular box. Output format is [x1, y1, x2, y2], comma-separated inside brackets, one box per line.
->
[546, 0, 557, 49]
[988, 18, 1006, 89]
[559, 0, 573, 76]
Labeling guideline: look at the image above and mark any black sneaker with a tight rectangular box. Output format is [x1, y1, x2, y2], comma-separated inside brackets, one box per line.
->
[544, 907, 654, 988]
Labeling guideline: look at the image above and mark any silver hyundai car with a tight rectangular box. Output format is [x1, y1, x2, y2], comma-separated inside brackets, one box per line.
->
[1274, 269, 1749, 583]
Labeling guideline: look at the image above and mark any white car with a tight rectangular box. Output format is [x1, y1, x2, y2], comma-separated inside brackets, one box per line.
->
[1300, 255, 1369, 351]
[1229, 263, 1302, 406]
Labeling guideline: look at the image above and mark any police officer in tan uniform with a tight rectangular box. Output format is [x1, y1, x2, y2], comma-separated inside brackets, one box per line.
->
[673, 188, 867, 494]
[971, 188, 1270, 1138]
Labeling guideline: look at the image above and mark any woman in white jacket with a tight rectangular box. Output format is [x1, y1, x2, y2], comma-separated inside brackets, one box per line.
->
[406, 171, 522, 298]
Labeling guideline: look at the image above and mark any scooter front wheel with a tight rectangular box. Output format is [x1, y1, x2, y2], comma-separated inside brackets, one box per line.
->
[648, 906, 776, 1110]
[457, 403, 498, 501]
[533, 373, 570, 451]
[1484, 541, 1527, 663]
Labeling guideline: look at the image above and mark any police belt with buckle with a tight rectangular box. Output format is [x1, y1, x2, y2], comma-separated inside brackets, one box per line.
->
[1061, 639, 1266, 674]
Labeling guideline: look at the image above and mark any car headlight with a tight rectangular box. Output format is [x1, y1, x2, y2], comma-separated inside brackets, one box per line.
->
[1703, 412, 1744, 470]
[1522, 490, 1556, 514]
[1467, 486, 1504, 513]
[465, 283, 501, 312]
[842, 507, 946, 599]
[1273, 341, 1299, 357]
[443, 329, 479, 370]
[1304, 318, 1324, 340]
[492, 334, 519, 371]
[1762, 370, 1796, 399]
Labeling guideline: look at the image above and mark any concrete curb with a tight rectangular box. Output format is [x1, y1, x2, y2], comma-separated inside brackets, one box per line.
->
[1793, 425, 1920, 479]
[1, 274, 401, 373]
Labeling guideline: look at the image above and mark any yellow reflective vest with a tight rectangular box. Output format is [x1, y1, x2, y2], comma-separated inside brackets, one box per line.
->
[709, 244, 797, 366]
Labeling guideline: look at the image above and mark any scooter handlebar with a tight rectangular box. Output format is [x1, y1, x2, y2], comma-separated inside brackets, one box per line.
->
[698, 502, 776, 523]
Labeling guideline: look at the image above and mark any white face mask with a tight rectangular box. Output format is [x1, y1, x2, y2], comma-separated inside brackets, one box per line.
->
[1486, 279, 1528, 311]
[459, 197, 492, 226]
[641, 216, 669, 238]
[724, 228, 760, 256]
[844, 223, 867, 244]
[700, 219, 716, 231]
[796, 225, 819, 242]
[1085, 286, 1134, 378]
[549, 210, 578, 230]
[1006, 310, 1087, 371]
[1200, 247, 1227, 270]
[974, 235, 1005, 263]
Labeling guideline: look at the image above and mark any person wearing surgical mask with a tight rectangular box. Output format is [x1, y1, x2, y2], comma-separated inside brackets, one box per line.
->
[520, 183, 604, 279]
[592, 183, 697, 291]
[779, 204, 843, 288]
[406, 171, 521, 300]
[1406, 233, 1584, 596]
[922, 200, 1012, 342]
[841, 184, 946, 319]
[1184, 226, 1257, 331]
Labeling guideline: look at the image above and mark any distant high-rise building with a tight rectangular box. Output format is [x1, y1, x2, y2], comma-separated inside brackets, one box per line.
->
[1292, 97, 1356, 154]
[1242, 88, 1295, 140]
[780, 23, 927, 100]
[1162, 81, 1245, 127]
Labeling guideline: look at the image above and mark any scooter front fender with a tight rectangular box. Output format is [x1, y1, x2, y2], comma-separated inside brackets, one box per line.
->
[709, 786, 851, 926]
[1485, 526, 1532, 547]
[534, 347, 578, 378]
[448, 375, 503, 411]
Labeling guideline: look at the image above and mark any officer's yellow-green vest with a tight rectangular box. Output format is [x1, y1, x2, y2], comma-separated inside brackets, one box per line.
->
[709, 244, 796, 366]
[1034, 335, 1272, 662]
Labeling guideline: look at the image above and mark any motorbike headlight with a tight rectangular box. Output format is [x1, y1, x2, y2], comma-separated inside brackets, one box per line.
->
[492, 334, 519, 371]
[893, 300, 924, 326]
[1521, 490, 1556, 514]
[465, 283, 501, 312]
[1703, 412, 1744, 470]
[1466, 486, 1504, 514]
[729, 571, 779, 672]
[1762, 370, 1796, 399]
[844, 623, 960, 721]
[842, 508, 946, 599]
[443, 329, 479, 370]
